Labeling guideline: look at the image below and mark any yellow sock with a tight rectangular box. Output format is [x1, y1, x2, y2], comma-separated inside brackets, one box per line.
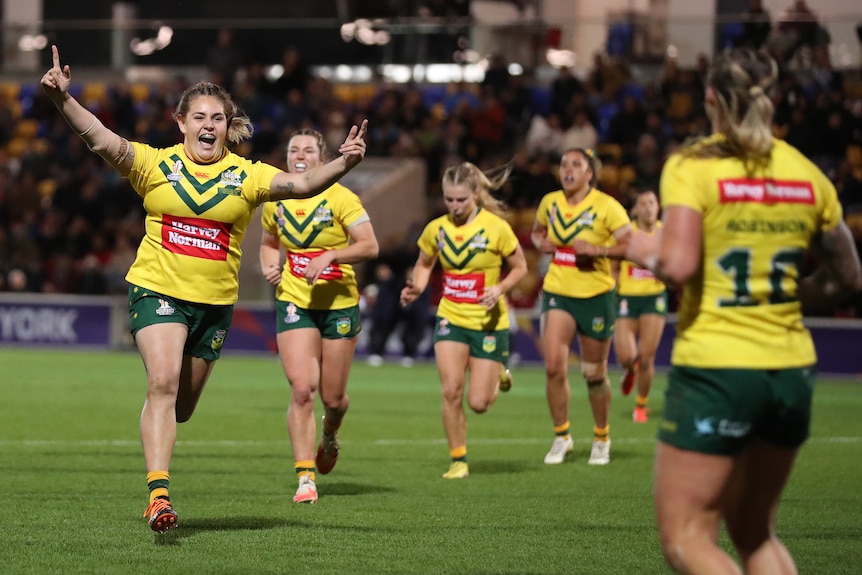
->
[636, 395, 649, 409]
[449, 445, 467, 462]
[553, 421, 571, 437]
[146, 470, 170, 503]
[295, 460, 316, 482]
[593, 425, 610, 442]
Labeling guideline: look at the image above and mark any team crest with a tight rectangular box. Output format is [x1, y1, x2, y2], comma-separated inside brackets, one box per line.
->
[482, 335, 497, 353]
[211, 329, 226, 351]
[336, 317, 351, 335]
[167, 160, 183, 185]
[592, 316, 605, 332]
[469, 234, 488, 251]
[655, 296, 666, 313]
[155, 299, 175, 316]
[619, 298, 629, 317]
[284, 303, 301, 324]
[576, 211, 596, 227]
[219, 171, 242, 188]
[312, 206, 334, 230]
[437, 318, 450, 336]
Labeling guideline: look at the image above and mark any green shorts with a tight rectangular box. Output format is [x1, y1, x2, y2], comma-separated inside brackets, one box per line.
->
[541, 290, 616, 340]
[617, 291, 668, 319]
[433, 317, 509, 364]
[276, 301, 361, 339]
[658, 365, 816, 455]
[128, 284, 233, 361]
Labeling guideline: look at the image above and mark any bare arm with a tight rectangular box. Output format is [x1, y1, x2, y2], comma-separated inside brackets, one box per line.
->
[400, 250, 437, 307]
[260, 231, 283, 286]
[269, 120, 368, 201]
[655, 206, 702, 287]
[303, 220, 379, 284]
[798, 221, 862, 312]
[530, 220, 556, 254]
[41, 45, 134, 175]
[572, 223, 633, 260]
[478, 244, 528, 310]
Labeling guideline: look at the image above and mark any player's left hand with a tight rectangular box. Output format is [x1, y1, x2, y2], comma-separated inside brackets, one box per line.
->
[479, 285, 503, 310]
[304, 251, 336, 285]
[571, 239, 597, 257]
[339, 119, 368, 169]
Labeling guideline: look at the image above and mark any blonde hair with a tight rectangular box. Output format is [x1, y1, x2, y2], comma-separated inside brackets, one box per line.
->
[442, 161, 512, 217]
[682, 49, 777, 168]
[174, 81, 253, 145]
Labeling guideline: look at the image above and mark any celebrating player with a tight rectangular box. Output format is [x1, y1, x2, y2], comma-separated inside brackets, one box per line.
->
[41, 45, 367, 532]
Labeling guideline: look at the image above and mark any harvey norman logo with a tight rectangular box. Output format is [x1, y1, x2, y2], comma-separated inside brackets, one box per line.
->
[719, 179, 814, 204]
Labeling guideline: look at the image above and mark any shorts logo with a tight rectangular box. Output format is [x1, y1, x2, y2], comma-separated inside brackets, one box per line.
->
[155, 299, 175, 316]
[284, 303, 301, 324]
[591, 316, 605, 332]
[482, 335, 497, 353]
[437, 318, 450, 336]
[655, 296, 666, 313]
[619, 299, 629, 317]
[336, 317, 351, 335]
[548, 297, 557, 307]
[211, 329, 226, 351]
[694, 417, 715, 436]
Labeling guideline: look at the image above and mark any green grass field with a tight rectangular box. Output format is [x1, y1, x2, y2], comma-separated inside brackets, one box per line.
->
[1, 348, 860, 574]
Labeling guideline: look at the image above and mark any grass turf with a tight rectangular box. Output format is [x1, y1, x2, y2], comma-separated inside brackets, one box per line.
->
[1, 348, 860, 574]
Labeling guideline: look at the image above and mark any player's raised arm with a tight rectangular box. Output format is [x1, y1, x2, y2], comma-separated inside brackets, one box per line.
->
[41, 45, 134, 175]
[269, 120, 368, 201]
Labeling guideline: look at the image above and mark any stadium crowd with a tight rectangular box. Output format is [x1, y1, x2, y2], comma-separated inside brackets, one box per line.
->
[0, 27, 861, 316]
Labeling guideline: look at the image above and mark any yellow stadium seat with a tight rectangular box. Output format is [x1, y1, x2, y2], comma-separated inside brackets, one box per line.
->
[5, 137, 27, 158]
[82, 82, 107, 105]
[14, 118, 39, 139]
[0, 82, 20, 100]
[130, 83, 150, 103]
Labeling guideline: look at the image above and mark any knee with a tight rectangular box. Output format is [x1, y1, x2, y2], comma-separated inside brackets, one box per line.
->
[321, 392, 348, 412]
[726, 519, 771, 559]
[468, 397, 491, 414]
[147, 372, 179, 397]
[290, 383, 317, 408]
[582, 362, 610, 396]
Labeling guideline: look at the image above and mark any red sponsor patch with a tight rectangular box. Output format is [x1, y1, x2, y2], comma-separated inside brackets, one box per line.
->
[552, 247, 577, 267]
[286, 250, 343, 280]
[161, 215, 231, 260]
[442, 272, 485, 304]
[628, 266, 656, 280]
[718, 178, 814, 204]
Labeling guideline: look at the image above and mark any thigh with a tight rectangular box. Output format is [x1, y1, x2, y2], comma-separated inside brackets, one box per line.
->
[135, 322, 188, 386]
[434, 340, 470, 397]
[541, 309, 577, 370]
[636, 314, 666, 358]
[654, 442, 733, 543]
[277, 328, 323, 389]
[613, 317, 639, 363]
[467, 356, 503, 403]
[319, 336, 358, 403]
[578, 333, 611, 364]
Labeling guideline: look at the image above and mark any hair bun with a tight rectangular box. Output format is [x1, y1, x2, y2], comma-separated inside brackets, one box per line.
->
[749, 85, 764, 98]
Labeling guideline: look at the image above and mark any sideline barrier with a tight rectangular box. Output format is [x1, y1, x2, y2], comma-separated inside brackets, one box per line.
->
[1, 294, 859, 377]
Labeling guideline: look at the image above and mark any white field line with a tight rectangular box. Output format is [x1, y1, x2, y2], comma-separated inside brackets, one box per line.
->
[0, 436, 861, 448]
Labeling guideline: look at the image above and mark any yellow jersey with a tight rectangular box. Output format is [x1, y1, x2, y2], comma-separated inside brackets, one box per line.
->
[125, 142, 281, 305]
[536, 189, 631, 298]
[417, 208, 519, 331]
[661, 136, 843, 368]
[618, 221, 666, 296]
[260, 183, 368, 310]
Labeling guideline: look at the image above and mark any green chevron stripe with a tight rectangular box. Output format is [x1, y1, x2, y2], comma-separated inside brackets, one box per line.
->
[158, 155, 246, 215]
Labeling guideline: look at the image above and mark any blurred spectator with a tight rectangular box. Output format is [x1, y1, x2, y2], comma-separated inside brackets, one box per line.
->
[271, 46, 311, 101]
[207, 28, 243, 93]
[525, 113, 564, 157]
[366, 261, 430, 367]
[776, 0, 828, 64]
[550, 65, 585, 120]
[560, 110, 598, 152]
[736, 0, 772, 50]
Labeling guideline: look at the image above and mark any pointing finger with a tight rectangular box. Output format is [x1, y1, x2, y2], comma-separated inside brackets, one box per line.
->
[52, 45, 60, 69]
